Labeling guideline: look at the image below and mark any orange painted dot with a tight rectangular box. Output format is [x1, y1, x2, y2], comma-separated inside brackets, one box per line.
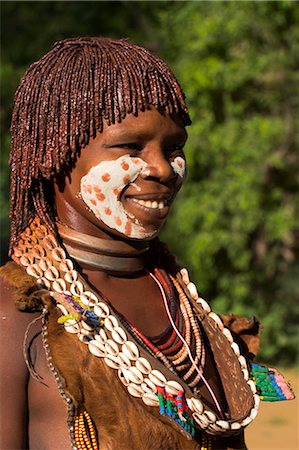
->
[114, 216, 122, 226]
[132, 158, 140, 165]
[121, 161, 129, 171]
[123, 175, 131, 184]
[90, 199, 97, 206]
[101, 173, 111, 182]
[104, 207, 112, 215]
[96, 192, 106, 202]
[125, 221, 132, 236]
[113, 188, 119, 196]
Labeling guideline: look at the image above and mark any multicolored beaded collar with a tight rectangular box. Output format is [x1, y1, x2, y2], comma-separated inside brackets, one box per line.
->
[13, 217, 261, 439]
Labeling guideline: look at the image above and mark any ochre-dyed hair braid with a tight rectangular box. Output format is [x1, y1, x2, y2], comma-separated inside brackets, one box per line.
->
[9, 37, 191, 254]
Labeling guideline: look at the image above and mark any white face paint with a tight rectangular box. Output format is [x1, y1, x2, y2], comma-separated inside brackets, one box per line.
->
[170, 156, 186, 179]
[80, 155, 154, 239]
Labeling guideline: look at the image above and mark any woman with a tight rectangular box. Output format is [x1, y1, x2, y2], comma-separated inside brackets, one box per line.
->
[1, 37, 292, 450]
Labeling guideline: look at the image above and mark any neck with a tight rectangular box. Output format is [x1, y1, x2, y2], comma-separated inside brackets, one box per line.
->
[57, 222, 149, 275]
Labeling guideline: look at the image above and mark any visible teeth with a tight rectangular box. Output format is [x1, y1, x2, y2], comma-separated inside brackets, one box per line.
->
[133, 199, 166, 209]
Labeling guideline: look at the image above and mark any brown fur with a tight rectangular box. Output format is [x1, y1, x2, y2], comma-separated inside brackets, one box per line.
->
[221, 314, 261, 359]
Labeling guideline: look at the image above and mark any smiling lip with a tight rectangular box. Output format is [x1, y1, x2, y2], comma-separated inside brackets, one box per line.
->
[124, 196, 171, 219]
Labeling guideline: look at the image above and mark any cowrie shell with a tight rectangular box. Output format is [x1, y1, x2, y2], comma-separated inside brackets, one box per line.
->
[247, 379, 257, 394]
[25, 235, 37, 246]
[53, 278, 67, 293]
[209, 423, 225, 433]
[196, 298, 211, 313]
[250, 407, 258, 420]
[31, 245, 46, 259]
[126, 367, 144, 384]
[192, 412, 209, 428]
[242, 368, 249, 381]
[39, 257, 52, 272]
[118, 367, 130, 386]
[94, 328, 108, 344]
[104, 354, 120, 369]
[180, 268, 190, 285]
[122, 341, 139, 361]
[148, 369, 166, 387]
[241, 416, 253, 427]
[127, 383, 144, 398]
[27, 264, 43, 278]
[41, 277, 51, 289]
[80, 328, 93, 337]
[52, 247, 66, 262]
[222, 327, 233, 343]
[20, 254, 35, 267]
[254, 394, 260, 408]
[57, 304, 69, 316]
[64, 321, 80, 334]
[79, 333, 92, 343]
[117, 352, 131, 369]
[203, 410, 217, 423]
[35, 226, 47, 239]
[231, 342, 240, 357]
[43, 235, 58, 250]
[187, 282, 199, 299]
[231, 422, 241, 430]
[104, 315, 119, 332]
[111, 327, 127, 345]
[94, 303, 110, 318]
[105, 339, 119, 357]
[215, 420, 230, 430]
[89, 340, 106, 357]
[165, 380, 183, 396]
[142, 392, 159, 407]
[135, 357, 152, 375]
[64, 270, 78, 283]
[141, 378, 157, 394]
[208, 312, 224, 331]
[59, 259, 74, 272]
[81, 321, 94, 332]
[14, 247, 26, 257]
[70, 281, 84, 297]
[190, 398, 204, 414]
[91, 339, 107, 354]
[238, 355, 247, 369]
[81, 291, 99, 308]
[45, 266, 60, 281]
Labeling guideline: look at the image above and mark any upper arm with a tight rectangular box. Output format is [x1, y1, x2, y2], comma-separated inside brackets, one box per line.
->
[0, 275, 38, 449]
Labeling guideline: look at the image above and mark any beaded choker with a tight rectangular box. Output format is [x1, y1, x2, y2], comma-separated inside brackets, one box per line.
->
[13, 217, 261, 439]
[57, 222, 149, 274]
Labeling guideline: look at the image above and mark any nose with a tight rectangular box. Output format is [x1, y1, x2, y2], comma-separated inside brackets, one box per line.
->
[140, 147, 175, 182]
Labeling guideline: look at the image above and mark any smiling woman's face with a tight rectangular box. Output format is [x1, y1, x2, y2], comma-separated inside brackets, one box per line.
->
[54, 107, 187, 241]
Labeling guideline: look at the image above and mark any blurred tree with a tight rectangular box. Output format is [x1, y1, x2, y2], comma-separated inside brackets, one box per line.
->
[158, 1, 299, 364]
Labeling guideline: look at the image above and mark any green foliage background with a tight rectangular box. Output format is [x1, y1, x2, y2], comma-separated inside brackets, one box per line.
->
[1, 1, 298, 365]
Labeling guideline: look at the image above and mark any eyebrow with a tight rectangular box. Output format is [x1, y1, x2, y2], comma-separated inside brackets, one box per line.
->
[103, 128, 188, 145]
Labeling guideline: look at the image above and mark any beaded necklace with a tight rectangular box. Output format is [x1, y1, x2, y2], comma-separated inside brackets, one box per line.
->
[13, 217, 261, 441]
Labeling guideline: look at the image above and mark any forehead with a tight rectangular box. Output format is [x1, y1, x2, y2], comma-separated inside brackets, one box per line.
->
[100, 107, 188, 142]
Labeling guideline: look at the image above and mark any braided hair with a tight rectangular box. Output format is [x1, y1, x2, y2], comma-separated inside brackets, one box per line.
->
[9, 37, 191, 254]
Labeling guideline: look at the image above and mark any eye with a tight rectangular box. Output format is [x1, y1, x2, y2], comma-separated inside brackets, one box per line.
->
[166, 143, 185, 157]
[118, 143, 142, 153]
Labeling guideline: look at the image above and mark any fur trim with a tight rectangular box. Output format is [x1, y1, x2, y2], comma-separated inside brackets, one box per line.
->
[0, 261, 44, 312]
